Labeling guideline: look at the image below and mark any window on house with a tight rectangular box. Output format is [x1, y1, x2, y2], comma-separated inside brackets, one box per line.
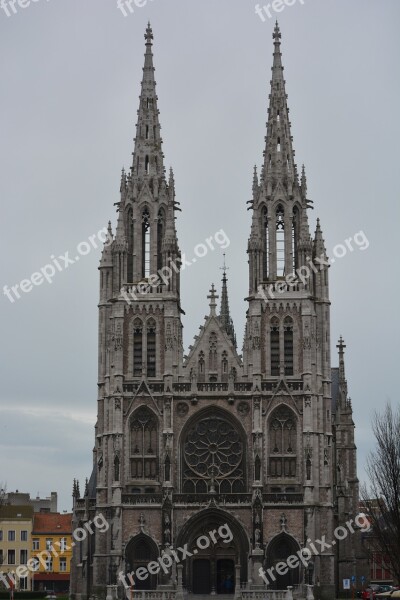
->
[130, 407, 158, 480]
[46, 538, 53, 551]
[20, 530, 28, 542]
[60, 538, 67, 552]
[270, 317, 280, 376]
[45, 558, 53, 571]
[20, 578, 28, 591]
[0, 530, 2, 541]
[20, 550, 28, 564]
[32, 538, 39, 551]
[60, 558, 67, 572]
[8, 550, 15, 565]
[133, 318, 143, 377]
[8, 530, 15, 542]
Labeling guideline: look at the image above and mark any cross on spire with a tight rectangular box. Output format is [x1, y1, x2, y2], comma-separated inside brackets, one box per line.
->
[207, 284, 219, 316]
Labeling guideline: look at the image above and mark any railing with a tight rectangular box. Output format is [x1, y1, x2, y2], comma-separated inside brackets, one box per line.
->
[74, 498, 96, 509]
[122, 494, 163, 505]
[123, 382, 164, 393]
[197, 382, 229, 392]
[173, 383, 192, 392]
[263, 493, 304, 504]
[173, 493, 252, 505]
[134, 593, 176, 600]
[241, 591, 291, 600]
[261, 381, 303, 392]
[234, 382, 253, 391]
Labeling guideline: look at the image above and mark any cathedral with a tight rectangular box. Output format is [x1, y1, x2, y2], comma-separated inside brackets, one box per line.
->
[70, 23, 364, 600]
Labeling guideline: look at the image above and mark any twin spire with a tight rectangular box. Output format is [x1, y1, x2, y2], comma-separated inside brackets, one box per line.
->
[131, 22, 165, 181]
[262, 21, 297, 194]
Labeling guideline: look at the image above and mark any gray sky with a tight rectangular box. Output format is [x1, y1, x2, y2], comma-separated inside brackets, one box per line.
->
[0, 0, 399, 512]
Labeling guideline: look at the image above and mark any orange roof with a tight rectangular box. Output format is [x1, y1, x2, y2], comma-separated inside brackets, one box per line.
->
[32, 512, 72, 534]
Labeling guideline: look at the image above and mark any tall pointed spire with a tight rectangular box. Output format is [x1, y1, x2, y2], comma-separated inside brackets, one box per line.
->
[263, 22, 297, 195]
[131, 23, 165, 181]
[219, 255, 237, 348]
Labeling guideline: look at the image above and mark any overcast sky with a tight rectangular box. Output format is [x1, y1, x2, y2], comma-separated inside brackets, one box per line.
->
[0, 0, 399, 512]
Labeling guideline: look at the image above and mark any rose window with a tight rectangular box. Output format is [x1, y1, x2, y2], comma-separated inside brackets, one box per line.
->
[182, 414, 245, 494]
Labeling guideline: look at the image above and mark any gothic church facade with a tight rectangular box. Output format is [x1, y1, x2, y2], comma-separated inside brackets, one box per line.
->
[71, 24, 363, 600]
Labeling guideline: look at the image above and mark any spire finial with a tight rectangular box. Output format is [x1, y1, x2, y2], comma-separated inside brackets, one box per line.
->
[273, 21, 281, 43]
[219, 257, 237, 348]
[145, 22, 153, 46]
[220, 253, 229, 278]
[337, 336, 347, 382]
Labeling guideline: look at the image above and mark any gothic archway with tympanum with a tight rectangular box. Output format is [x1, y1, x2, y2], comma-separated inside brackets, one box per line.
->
[180, 408, 247, 495]
[125, 533, 159, 590]
[265, 533, 301, 590]
[175, 508, 249, 593]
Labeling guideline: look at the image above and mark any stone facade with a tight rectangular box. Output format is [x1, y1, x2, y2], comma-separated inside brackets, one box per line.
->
[70, 23, 365, 600]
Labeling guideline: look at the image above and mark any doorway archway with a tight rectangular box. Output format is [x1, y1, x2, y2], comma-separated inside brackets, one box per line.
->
[175, 508, 249, 594]
[265, 533, 301, 590]
[125, 533, 159, 590]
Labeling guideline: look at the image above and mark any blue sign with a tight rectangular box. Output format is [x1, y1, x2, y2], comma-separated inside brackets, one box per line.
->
[361, 576, 366, 583]
[351, 576, 356, 583]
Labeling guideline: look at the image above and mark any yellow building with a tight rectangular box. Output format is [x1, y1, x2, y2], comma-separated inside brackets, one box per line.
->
[31, 512, 73, 593]
[0, 505, 34, 591]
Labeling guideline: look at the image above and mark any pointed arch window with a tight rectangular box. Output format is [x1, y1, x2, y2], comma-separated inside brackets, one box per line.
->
[147, 318, 156, 378]
[114, 455, 120, 481]
[276, 205, 285, 277]
[127, 208, 134, 283]
[142, 207, 151, 278]
[157, 209, 165, 273]
[209, 332, 218, 372]
[262, 207, 269, 280]
[145, 155, 150, 175]
[133, 319, 143, 377]
[198, 351, 205, 382]
[269, 406, 297, 478]
[277, 137, 281, 152]
[270, 317, 280, 376]
[145, 125, 149, 140]
[284, 317, 294, 376]
[130, 407, 158, 480]
[292, 207, 299, 273]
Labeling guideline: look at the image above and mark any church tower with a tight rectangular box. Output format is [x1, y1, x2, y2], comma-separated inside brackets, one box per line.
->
[70, 23, 362, 600]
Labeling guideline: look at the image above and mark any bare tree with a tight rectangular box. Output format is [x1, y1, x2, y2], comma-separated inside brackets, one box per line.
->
[360, 403, 400, 584]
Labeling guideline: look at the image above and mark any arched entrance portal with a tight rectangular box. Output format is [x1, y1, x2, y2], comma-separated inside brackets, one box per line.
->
[176, 508, 249, 594]
[125, 534, 159, 590]
[265, 533, 301, 590]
